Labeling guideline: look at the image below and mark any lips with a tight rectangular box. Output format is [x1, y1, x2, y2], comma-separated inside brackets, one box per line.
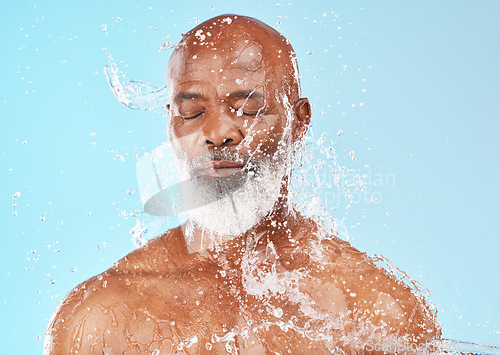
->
[196, 159, 245, 178]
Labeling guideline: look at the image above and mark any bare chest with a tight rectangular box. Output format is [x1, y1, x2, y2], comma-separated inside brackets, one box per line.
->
[100, 268, 342, 354]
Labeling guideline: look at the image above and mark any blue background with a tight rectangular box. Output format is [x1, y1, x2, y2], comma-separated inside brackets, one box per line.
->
[1, 1, 499, 353]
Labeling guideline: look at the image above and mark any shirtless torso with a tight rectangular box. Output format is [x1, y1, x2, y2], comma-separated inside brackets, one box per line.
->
[45, 14, 440, 354]
[44, 212, 439, 354]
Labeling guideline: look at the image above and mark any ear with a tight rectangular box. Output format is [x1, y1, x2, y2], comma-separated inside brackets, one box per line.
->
[165, 104, 172, 140]
[166, 104, 172, 123]
[292, 98, 311, 142]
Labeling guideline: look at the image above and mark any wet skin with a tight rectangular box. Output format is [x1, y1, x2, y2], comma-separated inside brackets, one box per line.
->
[45, 15, 440, 354]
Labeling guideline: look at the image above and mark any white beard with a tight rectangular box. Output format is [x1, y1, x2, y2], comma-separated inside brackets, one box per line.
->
[173, 147, 288, 242]
[189, 159, 284, 238]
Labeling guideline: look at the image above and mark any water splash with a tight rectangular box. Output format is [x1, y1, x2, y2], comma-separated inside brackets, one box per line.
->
[98, 22, 441, 353]
[103, 62, 168, 110]
[372, 254, 437, 314]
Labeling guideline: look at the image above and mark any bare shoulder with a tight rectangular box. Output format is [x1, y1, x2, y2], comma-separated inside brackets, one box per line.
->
[44, 228, 186, 354]
[44, 271, 129, 354]
[289, 231, 441, 344]
[112, 226, 187, 273]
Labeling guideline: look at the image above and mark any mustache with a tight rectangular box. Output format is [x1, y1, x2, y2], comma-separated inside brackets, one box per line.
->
[188, 148, 251, 171]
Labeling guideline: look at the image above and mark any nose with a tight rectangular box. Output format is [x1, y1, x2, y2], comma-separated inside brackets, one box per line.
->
[200, 110, 243, 148]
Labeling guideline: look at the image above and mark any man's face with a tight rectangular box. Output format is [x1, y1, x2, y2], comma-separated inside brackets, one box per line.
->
[167, 35, 294, 175]
[166, 32, 298, 238]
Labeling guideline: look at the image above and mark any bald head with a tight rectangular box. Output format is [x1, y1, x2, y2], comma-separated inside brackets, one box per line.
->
[165, 14, 311, 177]
[167, 14, 301, 104]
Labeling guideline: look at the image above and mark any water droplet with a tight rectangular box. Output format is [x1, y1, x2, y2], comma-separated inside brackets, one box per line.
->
[158, 41, 173, 52]
[273, 307, 283, 318]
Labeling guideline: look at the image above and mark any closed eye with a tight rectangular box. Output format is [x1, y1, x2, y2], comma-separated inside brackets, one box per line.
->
[182, 112, 204, 120]
[241, 111, 257, 116]
[235, 107, 261, 117]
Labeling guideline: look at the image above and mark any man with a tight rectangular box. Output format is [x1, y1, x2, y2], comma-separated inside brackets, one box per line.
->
[44, 15, 440, 354]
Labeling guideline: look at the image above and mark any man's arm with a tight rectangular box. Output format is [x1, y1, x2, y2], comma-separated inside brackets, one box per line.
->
[299, 236, 441, 346]
[43, 273, 132, 354]
[44, 277, 93, 354]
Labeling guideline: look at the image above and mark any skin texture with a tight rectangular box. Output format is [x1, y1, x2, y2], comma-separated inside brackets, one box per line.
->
[44, 15, 441, 354]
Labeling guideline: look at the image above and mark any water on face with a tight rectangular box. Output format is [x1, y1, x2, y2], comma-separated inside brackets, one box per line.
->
[94, 37, 442, 354]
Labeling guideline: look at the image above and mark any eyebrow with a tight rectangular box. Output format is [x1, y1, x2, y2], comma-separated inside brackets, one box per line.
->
[174, 92, 203, 101]
[228, 90, 264, 100]
[174, 90, 264, 102]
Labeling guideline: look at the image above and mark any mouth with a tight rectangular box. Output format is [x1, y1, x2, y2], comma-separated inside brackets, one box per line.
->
[196, 159, 246, 178]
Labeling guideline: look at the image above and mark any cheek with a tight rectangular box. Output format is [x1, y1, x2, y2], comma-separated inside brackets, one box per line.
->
[243, 114, 286, 155]
[168, 119, 200, 159]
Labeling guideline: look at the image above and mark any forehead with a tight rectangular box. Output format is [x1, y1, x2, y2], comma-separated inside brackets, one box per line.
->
[169, 38, 267, 89]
